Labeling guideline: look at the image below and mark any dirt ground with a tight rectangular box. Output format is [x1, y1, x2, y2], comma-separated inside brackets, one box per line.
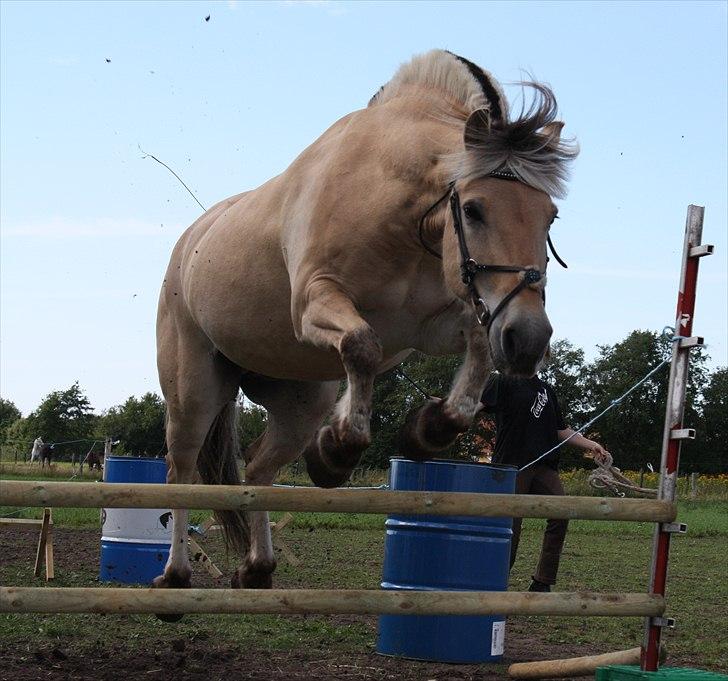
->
[0, 527, 643, 681]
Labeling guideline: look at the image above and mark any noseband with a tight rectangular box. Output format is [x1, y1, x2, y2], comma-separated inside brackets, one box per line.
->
[419, 172, 567, 332]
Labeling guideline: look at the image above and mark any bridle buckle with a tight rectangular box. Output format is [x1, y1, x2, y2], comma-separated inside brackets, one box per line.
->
[473, 296, 490, 326]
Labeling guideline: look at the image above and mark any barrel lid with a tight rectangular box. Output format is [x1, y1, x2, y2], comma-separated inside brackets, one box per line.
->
[389, 457, 517, 472]
[105, 455, 166, 463]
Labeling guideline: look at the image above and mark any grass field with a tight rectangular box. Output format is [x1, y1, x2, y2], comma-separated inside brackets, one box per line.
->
[1, 467, 727, 677]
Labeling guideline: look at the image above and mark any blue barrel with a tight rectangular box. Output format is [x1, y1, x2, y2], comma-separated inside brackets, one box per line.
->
[99, 456, 172, 585]
[377, 459, 516, 663]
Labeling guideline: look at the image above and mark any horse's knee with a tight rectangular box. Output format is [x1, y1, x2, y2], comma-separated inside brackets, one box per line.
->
[339, 326, 382, 377]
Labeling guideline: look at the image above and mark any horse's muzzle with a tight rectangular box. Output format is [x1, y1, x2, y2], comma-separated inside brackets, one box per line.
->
[492, 314, 552, 377]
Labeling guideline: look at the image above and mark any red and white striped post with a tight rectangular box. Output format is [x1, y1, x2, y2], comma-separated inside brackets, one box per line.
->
[642, 205, 712, 670]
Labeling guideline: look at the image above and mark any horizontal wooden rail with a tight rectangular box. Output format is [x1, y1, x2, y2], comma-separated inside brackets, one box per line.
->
[0, 517, 53, 530]
[0, 481, 676, 522]
[0, 587, 665, 617]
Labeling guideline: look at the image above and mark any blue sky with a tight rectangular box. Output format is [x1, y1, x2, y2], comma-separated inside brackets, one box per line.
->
[1, 0, 726, 415]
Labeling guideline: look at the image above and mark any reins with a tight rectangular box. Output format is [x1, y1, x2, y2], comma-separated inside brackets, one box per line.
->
[418, 173, 568, 331]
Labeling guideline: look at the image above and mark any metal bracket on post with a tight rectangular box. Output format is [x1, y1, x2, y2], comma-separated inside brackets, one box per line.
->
[669, 428, 695, 440]
[650, 616, 676, 629]
[688, 244, 713, 258]
[660, 522, 687, 534]
[677, 336, 704, 349]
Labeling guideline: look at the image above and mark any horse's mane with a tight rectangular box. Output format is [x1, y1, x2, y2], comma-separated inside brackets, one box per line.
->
[369, 49, 578, 199]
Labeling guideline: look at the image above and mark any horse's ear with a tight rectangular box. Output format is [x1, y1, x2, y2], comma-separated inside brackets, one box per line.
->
[464, 108, 492, 150]
[541, 121, 565, 141]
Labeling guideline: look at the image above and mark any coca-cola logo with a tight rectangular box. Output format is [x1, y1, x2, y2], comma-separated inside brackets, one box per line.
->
[530, 388, 548, 419]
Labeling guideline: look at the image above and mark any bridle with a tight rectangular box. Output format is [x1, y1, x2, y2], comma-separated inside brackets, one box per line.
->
[418, 172, 568, 332]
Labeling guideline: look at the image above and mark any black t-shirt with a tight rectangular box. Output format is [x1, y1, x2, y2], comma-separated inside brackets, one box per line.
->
[481, 373, 567, 470]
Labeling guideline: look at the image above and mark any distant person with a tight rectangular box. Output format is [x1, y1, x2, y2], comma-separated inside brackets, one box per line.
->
[481, 372, 609, 592]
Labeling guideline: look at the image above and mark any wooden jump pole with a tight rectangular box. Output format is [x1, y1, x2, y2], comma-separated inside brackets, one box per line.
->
[508, 647, 642, 678]
[0, 587, 665, 617]
[0, 481, 676, 522]
[508, 645, 667, 678]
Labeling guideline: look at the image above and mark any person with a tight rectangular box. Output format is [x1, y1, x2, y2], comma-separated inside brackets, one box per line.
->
[481, 371, 610, 593]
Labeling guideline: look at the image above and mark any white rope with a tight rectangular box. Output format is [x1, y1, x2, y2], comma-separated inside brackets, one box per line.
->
[585, 452, 657, 498]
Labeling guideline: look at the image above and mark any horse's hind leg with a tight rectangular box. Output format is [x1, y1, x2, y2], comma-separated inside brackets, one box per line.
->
[235, 374, 338, 588]
[156, 310, 241, 592]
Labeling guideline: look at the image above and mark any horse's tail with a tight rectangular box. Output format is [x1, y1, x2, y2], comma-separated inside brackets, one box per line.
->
[196, 401, 250, 556]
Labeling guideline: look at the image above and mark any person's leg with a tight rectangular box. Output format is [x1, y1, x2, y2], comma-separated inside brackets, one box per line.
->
[530, 465, 569, 586]
[509, 467, 535, 570]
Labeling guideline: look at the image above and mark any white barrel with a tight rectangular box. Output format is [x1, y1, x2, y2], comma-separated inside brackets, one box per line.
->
[101, 506, 172, 544]
[99, 456, 172, 584]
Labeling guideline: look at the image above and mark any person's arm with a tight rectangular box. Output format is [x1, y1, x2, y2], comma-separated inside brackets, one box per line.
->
[557, 428, 610, 464]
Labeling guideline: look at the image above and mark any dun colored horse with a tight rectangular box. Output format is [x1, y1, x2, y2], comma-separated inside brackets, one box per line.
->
[155, 49, 578, 595]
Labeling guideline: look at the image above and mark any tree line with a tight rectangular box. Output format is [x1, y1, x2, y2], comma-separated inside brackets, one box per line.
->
[1, 330, 725, 473]
[0, 387, 166, 462]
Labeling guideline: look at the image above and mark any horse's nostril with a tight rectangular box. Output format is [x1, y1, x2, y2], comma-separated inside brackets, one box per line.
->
[502, 326, 518, 362]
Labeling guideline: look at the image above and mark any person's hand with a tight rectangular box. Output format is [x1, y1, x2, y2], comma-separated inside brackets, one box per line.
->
[590, 443, 610, 465]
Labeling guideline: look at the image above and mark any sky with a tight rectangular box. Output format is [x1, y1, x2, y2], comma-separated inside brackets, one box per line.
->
[1, 0, 726, 416]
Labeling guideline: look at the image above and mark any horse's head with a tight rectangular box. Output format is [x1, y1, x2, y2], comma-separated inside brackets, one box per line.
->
[441, 84, 578, 377]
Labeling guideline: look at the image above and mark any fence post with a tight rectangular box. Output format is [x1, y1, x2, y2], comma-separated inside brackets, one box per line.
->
[690, 472, 698, 499]
[644, 204, 711, 671]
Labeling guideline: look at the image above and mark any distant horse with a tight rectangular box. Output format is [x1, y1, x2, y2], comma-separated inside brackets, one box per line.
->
[155, 49, 578, 593]
[86, 449, 104, 471]
[39, 443, 53, 469]
[29, 437, 44, 464]
[73, 448, 104, 474]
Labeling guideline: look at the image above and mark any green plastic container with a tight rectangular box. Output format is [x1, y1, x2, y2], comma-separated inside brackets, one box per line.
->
[596, 666, 728, 681]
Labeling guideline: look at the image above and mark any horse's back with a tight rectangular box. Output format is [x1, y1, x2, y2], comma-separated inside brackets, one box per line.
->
[158, 95, 454, 378]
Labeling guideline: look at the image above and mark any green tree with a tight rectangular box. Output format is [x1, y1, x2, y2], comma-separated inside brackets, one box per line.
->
[2, 417, 32, 461]
[582, 330, 707, 471]
[100, 393, 166, 456]
[693, 367, 727, 473]
[540, 339, 588, 425]
[365, 352, 464, 467]
[0, 398, 22, 442]
[237, 400, 267, 451]
[25, 382, 96, 459]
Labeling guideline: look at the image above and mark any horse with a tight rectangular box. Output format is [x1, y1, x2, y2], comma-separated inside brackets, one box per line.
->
[155, 49, 578, 595]
[39, 443, 53, 469]
[29, 437, 44, 464]
[86, 449, 104, 471]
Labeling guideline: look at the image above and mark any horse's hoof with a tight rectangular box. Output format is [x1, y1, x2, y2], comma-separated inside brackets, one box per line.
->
[231, 571, 273, 589]
[303, 423, 367, 488]
[231, 560, 275, 589]
[152, 571, 191, 622]
[398, 399, 469, 459]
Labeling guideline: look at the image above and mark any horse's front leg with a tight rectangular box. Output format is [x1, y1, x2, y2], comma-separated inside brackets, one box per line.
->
[399, 321, 490, 458]
[295, 280, 382, 488]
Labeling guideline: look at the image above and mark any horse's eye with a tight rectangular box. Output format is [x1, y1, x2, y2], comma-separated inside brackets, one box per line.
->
[463, 203, 482, 222]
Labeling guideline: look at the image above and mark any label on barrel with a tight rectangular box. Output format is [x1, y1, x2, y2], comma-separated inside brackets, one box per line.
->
[491, 621, 505, 656]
